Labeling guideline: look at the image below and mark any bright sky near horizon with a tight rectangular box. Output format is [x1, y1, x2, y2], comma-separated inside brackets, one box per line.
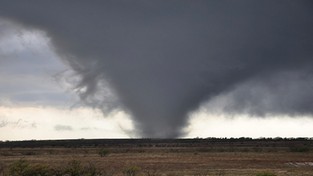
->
[1, 1, 313, 140]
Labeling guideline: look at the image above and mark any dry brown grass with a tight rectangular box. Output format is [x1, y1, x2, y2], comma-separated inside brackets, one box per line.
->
[0, 147, 313, 175]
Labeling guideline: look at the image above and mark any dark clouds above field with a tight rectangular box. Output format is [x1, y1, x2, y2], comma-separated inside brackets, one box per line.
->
[0, 0, 313, 138]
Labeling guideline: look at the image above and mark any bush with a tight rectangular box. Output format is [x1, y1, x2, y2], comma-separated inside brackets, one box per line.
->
[23, 164, 51, 176]
[289, 146, 310, 153]
[9, 159, 30, 176]
[21, 151, 36, 156]
[63, 160, 105, 176]
[9, 159, 50, 176]
[64, 160, 83, 176]
[99, 148, 110, 157]
[123, 166, 141, 176]
[7, 159, 104, 176]
[0, 162, 4, 175]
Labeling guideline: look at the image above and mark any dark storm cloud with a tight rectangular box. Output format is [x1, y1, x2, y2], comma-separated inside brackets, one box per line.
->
[246, 71, 313, 116]
[204, 69, 313, 116]
[1, 0, 313, 137]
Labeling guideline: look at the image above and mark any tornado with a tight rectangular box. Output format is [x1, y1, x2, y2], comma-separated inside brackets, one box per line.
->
[1, 0, 313, 137]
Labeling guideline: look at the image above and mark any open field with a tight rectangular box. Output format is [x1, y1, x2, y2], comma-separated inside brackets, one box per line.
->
[0, 138, 313, 176]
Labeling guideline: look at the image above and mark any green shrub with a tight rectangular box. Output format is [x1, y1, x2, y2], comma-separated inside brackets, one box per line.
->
[9, 159, 30, 176]
[64, 160, 83, 176]
[99, 148, 110, 157]
[9, 159, 50, 176]
[289, 146, 310, 153]
[123, 166, 141, 176]
[82, 162, 98, 176]
[63, 160, 104, 176]
[7, 159, 106, 176]
[23, 164, 50, 176]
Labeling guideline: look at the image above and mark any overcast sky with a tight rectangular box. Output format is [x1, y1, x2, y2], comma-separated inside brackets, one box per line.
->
[1, 1, 313, 140]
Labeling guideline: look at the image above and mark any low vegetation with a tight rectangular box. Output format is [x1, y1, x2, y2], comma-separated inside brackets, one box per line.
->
[5, 159, 107, 176]
[256, 172, 277, 176]
[99, 148, 110, 157]
[289, 146, 311, 153]
[0, 138, 312, 175]
[123, 166, 140, 176]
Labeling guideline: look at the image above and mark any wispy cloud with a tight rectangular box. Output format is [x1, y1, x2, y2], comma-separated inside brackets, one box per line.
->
[0, 118, 36, 129]
[0, 120, 8, 128]
[54, 125, 73, 131]
[80, 127, 97, 131]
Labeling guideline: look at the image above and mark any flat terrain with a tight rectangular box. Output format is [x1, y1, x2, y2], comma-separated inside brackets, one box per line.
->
[0, 138, 313, 176]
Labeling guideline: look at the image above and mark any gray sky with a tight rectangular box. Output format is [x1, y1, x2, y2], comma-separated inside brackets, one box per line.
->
[0, 0, 313, 139]
[0, 20, 73, 106]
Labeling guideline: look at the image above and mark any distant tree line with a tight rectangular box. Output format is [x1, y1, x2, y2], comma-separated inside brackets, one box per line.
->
[0, 137, 312, 148]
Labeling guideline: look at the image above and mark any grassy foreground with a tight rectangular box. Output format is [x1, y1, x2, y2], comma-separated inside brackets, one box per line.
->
[0, 138, 313, 175]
